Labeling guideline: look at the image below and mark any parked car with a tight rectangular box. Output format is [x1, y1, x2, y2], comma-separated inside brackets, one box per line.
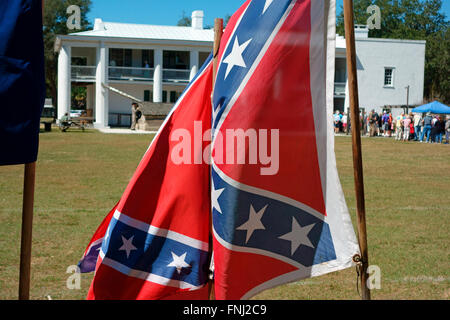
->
[70, 110, 83, 118]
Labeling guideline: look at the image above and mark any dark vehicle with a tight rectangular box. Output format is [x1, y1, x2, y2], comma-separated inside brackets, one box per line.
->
[41, 99, 55, 118]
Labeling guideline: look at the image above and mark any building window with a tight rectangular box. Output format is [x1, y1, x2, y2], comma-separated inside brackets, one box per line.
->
[384, 67, 394, 87]
[142, 50, 154, 68]
[163, 51, 190, 69]
[109, 48, 132, 67]
[199, 52, 210, 67]
[170, 91, 177, 103]
[162, 90, 167, 103]
[144, 90, 152, 102]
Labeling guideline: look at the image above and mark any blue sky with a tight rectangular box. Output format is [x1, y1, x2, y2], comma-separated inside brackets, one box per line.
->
[87, 0, 244, 27]
[87, 0, 449, 27]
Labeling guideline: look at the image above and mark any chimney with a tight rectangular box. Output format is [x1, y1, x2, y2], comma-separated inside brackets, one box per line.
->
[94, 18, 105, 31]
[191, 10, 204, 30]
[354, 24, 369, 39]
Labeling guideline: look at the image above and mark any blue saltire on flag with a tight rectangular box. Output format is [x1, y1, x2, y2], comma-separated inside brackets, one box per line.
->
[80, 54, 215, 300]
[210, 0, 360, 299]
[0, 0, 45, 166]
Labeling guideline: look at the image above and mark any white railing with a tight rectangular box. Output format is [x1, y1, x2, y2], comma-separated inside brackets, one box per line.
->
[334, 82, 346, 96]
[71, 66, 96, 80]
[83, 66, 191, 83]
[108, 66, 154, 81]
[162, 69, 190, 83]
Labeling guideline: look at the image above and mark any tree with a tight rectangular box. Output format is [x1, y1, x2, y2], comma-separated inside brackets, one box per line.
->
[43, 0, 92, 114]
[177, 11, 229, 29]
[177, 11, 191, 27]
[336, 0, 449, 103]
[224, 14, 232, 27]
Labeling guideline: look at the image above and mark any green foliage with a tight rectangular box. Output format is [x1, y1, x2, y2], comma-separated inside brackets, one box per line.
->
[43, 0, 92, 113]
[224, 14, 232, 27]
[177, 11, 231, 29]
[71, 86, 87, 109]
[336, 0, 449, 103]
[177, 11, 191, 26]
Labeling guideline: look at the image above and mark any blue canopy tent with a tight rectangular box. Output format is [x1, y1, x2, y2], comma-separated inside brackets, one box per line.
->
[412, 101, 450, 114]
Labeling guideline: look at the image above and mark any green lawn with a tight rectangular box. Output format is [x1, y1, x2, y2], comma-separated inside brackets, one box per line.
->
[0, 130, 448, 300]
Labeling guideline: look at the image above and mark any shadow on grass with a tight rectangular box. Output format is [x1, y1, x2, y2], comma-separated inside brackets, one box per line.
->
[39, 129, 96, 134]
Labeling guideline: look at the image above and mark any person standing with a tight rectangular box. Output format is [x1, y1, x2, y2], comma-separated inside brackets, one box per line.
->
[143, 60, 151, 79]
[432, 115, 438, 127]
[402, 114, 412, 141]
[395, 113, 404, 141]
[364, 113, 369, 136]
[388, 112, 393, 137]
[413, 113, 422, 141]
[409, 122, 415, 141]
[110, 59, 117, 78]
[445, 116, 450, 144]
[369, 109, 378, 137]
[333, 110, 341, 134]
[131, 102, 139, 130]
[382, 111, 389, 137]
[346, 113, 351, 135]
[420, 112, 433, 143]
[360, 112, 365, 136]
[438, 117, 446, 143]
[432, 116, 445, 144]
[377, 111, 383, 136]
[342, 112, 348, 134]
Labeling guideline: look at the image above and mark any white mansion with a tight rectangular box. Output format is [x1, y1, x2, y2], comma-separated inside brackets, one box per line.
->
[55, 11, 426, 128]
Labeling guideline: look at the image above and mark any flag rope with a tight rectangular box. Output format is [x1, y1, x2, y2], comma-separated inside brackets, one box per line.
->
[353, 254, 363, 298]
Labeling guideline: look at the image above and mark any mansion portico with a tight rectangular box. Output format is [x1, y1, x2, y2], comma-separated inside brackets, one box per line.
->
[55, 11, 426, 128]
[55, 11, 212, 128]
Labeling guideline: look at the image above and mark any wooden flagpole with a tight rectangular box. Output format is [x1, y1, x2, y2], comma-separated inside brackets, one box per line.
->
[343, 0, 371, 300]
[18, 162, 36, 300]
[17, 0, 44, 300]
[208, 17, 223, 301]
[212, 18, 224, 88]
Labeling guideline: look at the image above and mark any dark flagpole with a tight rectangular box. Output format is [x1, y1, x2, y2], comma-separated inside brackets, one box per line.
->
[208, 17, 223, 301]
[343, 0, 371, 300]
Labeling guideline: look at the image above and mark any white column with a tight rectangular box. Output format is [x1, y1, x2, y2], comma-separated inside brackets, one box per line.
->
[189, 50, 199, 81]
[95, 42, 109, 128]
[344, 77, 349, 114]
[57, 44, 71, 120]
[153, 49, 163, 103]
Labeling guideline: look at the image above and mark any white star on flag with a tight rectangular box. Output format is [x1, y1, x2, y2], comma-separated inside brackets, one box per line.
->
[236, 204, 268, 243]
[118, 235, 137, 259]
[212, 181, 225, 214]
[167, 252, 191, 274]
[222, 36, 252, 79]
[279, 217, 315, 255]
[262, 0, 274, 14]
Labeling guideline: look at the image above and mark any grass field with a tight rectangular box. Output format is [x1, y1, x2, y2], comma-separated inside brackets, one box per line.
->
[0, 130, 448, 300]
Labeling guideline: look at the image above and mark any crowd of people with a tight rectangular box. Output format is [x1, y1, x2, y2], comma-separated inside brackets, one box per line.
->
[333, 110, 450, 144]
[333, 110, 349, 134]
